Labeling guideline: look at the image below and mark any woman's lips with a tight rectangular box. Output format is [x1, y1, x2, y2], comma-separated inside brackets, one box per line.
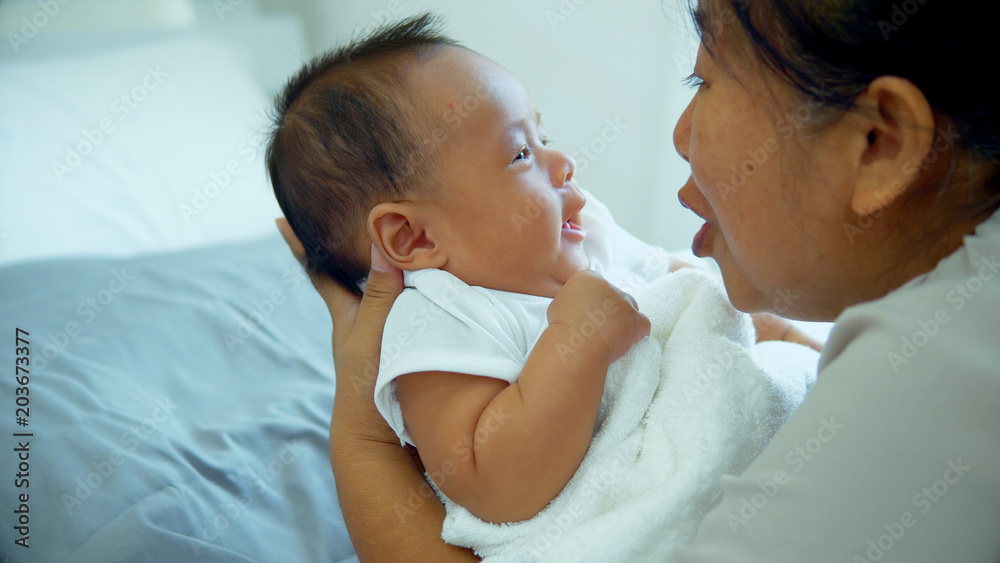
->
[692, 221, 711, 257]
[678, 178, 713, 257]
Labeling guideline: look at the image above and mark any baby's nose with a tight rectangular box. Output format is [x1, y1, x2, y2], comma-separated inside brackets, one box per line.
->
[549, 147, 577, 187]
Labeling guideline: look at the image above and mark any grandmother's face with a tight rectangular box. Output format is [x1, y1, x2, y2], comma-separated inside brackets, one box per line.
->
[673, 39, 873, 321]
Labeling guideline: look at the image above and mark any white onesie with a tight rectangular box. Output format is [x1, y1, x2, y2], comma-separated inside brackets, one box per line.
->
[373, 191, 677, 446]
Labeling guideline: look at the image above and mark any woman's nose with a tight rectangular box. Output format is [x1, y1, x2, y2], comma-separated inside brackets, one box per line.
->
[673, 96, 695, 163]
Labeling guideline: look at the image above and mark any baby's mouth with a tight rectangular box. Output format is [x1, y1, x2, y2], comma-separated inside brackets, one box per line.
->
[562, 193, 587, 240]
[561, 216, 586, 242]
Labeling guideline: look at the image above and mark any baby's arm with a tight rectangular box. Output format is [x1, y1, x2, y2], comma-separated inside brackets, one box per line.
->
[395, 271, 650, 524]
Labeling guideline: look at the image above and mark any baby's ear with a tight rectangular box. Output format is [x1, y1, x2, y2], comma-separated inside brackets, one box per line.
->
[368, 203, 446, 270]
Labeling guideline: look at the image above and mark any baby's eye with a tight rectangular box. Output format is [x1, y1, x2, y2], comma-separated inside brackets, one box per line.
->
[513, 146, 532, 163]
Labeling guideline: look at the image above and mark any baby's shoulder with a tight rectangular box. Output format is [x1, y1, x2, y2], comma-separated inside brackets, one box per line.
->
[387, 268, 549, 352]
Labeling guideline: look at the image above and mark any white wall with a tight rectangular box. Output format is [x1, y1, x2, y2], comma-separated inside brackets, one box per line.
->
[0, 0, 198, 31]
[260, 0, 704, 254]
[0, 0, 703, 253]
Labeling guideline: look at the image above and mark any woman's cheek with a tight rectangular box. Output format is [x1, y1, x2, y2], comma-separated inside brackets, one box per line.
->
[686, 137, 717, 201]
[689, 122, 737, 205]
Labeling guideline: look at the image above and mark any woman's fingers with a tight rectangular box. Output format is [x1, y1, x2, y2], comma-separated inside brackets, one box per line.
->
[783, 325, 824, 353]
[275, 217, 305, 258]
[343, 245, 404, 356]
[275, 218, 402, 345]
[752, 312, 824, 352]
[752, 312, 786, 343]
[276, 218, 348, 319]
[331, 245, 404, 446]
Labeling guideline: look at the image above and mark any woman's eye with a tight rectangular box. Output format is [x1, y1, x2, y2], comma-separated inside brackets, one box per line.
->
[684, 73, 706, 90]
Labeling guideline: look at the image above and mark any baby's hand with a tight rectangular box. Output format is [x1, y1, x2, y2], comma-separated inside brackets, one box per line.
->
[547, 271, 651, 363]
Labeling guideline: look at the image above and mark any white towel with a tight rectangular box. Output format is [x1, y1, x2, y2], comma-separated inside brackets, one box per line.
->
[435, 268, 818, 561]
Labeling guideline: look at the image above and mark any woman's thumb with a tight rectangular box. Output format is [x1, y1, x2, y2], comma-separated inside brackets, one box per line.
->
[352, 245, 404, 345]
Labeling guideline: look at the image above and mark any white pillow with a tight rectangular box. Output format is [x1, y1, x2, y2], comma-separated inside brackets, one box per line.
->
[0, 33, 282, 266]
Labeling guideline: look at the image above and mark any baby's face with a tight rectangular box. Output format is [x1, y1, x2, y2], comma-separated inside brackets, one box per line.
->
[408, 46, 589, 298]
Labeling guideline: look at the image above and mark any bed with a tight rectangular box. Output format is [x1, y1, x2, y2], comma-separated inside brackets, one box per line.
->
[0, 2, 361, 561]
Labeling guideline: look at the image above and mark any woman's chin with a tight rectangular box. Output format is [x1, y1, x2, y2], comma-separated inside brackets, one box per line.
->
[713, 259, 762, 313]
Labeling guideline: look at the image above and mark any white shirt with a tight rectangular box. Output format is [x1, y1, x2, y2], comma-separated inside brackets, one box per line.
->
[676, 209, 1000, 562]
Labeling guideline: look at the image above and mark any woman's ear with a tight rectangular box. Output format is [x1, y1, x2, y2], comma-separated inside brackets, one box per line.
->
[367, 203, 446, 270]
[850, 76, 936, 217]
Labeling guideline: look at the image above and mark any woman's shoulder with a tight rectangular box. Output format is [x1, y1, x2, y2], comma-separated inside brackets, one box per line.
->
[821, 209, 1000, 379]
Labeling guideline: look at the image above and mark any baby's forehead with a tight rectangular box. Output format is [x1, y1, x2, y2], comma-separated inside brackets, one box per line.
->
[406, 46, 529, 126]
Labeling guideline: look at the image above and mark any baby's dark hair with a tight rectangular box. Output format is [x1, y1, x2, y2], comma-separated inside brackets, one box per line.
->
[267, 12, 459, 296]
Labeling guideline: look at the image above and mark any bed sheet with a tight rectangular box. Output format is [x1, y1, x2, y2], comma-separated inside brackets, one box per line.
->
[0, 234, 356, 562]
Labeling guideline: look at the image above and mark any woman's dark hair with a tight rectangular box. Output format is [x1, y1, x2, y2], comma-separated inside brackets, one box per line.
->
[267, 13, 458, 296]
[690, 0, 999, 224]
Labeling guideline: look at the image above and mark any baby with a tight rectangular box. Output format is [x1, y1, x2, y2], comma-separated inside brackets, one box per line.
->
[267, 13, 651, 524]
[268, 14, 817, 558]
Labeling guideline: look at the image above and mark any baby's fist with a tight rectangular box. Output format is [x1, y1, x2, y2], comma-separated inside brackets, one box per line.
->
[547, 271, 651, 363]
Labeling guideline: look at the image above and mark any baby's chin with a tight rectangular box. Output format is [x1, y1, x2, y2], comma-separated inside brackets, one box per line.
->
[568, 249, 592, 275]
[519, 267, 589, 299]
[548, 254, 593, 294]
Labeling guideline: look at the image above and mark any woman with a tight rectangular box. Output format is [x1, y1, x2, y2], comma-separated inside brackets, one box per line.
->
[278, 0, 999, 560]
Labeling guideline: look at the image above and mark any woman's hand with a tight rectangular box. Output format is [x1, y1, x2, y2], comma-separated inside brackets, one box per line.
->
[275, 219, 477, 562]
[752, 312, 824, 352]
[274, 219, 402, 448]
